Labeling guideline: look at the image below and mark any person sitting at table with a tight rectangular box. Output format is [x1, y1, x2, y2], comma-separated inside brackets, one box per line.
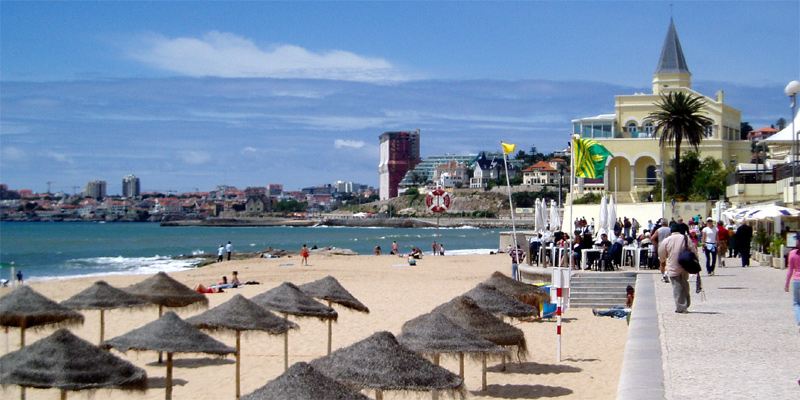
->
[604, 238, 624, 270]
[528, 233, 542, 266]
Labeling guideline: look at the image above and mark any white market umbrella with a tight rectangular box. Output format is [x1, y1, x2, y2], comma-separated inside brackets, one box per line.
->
[540, 199, 549, 231]
[743, 204, 800, 220]
[598, 195, 608, 236]
[607, 196, 616, 238]
[533, 199, 542, 232]
[549, 200, 561, 233]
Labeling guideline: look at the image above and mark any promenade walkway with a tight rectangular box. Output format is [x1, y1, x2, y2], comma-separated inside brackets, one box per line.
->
[653, 255, 799, 399]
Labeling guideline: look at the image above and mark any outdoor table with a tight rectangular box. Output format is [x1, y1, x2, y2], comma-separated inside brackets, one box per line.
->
[622, 246, 642, 270]
[580, 248, 602, 270]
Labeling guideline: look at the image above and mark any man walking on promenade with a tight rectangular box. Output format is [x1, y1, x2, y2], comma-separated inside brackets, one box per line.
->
[701, 218, 718, 275]
[659, 225, 696, 313]
[225, 241, 233, 261]
[736, 223, 753, 267]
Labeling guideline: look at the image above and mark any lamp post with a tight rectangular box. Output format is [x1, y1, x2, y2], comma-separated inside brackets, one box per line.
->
[785, 80, 800, 205]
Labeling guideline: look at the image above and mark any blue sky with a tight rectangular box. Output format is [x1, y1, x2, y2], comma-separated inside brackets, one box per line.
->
[1, 1, 798, 193]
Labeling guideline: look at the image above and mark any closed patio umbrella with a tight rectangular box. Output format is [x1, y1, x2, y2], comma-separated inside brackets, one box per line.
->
[598, 195, 608, 236]
[550, 200, 561, 233]
[186, 294, 298, 399]
[103, 311, 234, 400]
[0, 329, 147, 400]
[298, 276, 369, 354]
[61, 280, 150, 344]
[250, 282, 337, 370]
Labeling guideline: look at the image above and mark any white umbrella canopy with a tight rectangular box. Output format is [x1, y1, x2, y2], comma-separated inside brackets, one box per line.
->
[607, 196, 616, 238]
[742, 204, 800, 220]
[598, 195, 608, 236]
[549, 200, 561, 233]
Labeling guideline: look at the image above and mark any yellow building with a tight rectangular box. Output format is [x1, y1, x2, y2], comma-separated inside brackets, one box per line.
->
[571, 19, 751, 201]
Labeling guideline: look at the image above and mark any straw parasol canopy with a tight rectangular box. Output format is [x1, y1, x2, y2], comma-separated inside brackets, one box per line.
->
[298, 276, 368, 355]
[484, 271, 550, 301]
[241, 362, 370, 400]
[124, 272, 208, 310]
[298, 276, 369, 313]
[61, 280, 151, 343]
[310, 331, 463, 400]
[398, 312, 506, 392]
[186, 294, 298, 399]
[432, 296, 527, 358]
[250, 282, 337, 371]
[103, 311, 234, 400]
[250, 282, 338, 320]
[0, 286, 84, 347]
[0, 328, 146, 397]
[462, 283, 536, 319]
[124, 271, 208, 363]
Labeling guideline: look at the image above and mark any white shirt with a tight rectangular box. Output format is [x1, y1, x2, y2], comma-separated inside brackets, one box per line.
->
[218, 247, 224, 256]
[702, 227, 717, 244]
[225, 243, 232, 252]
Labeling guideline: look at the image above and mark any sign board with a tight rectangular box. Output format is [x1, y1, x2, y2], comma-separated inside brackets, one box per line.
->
[425, 188, 451, 213]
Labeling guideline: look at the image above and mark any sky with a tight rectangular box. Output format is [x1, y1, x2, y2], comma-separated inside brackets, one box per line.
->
[1, 1, 798, 194]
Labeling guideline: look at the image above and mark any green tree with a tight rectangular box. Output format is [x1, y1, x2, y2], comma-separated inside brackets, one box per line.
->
[648, 91, 713, 195]
[776, 117, 787, 131]
[740, 121, 753, 140]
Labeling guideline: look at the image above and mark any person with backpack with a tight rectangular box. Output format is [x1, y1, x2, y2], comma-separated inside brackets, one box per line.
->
[659, 224, 698, 313]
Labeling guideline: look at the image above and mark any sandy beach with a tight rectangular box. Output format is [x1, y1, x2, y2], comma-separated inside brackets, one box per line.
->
[1, 253, 628, 399]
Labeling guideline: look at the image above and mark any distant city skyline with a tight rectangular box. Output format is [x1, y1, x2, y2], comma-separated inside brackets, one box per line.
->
[1, 1, 797, 192]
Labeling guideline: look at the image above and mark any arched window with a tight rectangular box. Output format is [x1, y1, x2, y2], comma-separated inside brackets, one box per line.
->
[646, 166, 657, 185]
[643, 121, 654, 137]
[626, 122, 638, 137]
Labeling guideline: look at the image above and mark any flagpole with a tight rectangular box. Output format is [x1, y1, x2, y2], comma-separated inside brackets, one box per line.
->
[501, 145, 519, 279]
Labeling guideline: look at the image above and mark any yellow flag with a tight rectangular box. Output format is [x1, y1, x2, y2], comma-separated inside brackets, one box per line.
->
[501, 142, 516, 155]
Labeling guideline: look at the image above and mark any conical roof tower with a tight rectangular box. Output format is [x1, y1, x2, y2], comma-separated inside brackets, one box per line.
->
[653, 18, 691, 93]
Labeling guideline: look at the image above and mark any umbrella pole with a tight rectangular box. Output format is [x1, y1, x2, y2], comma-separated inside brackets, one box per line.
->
[235, 330, 241, 399]
[60, 390, 67, 400]
[459, 352, 464, 378]
[327, 301, 332, 355]
[481, 354, 487, 391]
[283, 313, 289, 371]
[99, 309, 105, 344]
[158, 305, 164, 363]
[432, 354, 440, 400]
[4, 326, 8, 353]
[20, 326, 25, 347]
[375, 389, 383, 400]
[165, 352, 173, 400]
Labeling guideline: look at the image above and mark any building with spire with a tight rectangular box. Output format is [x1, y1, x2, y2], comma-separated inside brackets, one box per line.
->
[571, 18, 750, 200]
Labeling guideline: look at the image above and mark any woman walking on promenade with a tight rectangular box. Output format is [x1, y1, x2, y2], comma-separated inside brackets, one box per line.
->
[786, 233, 800, 331]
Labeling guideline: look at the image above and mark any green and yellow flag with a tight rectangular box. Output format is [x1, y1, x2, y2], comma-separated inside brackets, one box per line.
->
[501, 142, 516, 155]
[573, 137, 613, 178]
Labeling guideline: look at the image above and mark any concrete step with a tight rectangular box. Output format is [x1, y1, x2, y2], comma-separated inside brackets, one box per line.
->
[571, 291, 628, 298]
[571, 281, 636, 288]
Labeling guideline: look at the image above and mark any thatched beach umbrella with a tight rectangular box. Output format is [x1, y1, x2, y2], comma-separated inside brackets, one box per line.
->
[61, 280, 150, 344]
[186, 294, 298, 399]
[0, 329, 146, 400]
[463, 283, 536, 319]
[103, 311, 234, 400]
[433, 295, 527, 375]
[124, 271, 208, 362]
[250, 282, 337, 370]
[0, 286, 84, 347]
[483, 271, 551, 311]
[398, 312, 505, 392]
[310, 331, 463, 400]
[298, 276, 369, 354]
[242, 361, 370, 400]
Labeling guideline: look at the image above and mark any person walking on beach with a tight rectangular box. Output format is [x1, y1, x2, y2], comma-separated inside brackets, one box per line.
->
[736, 223, 753, 267]
[300, 244, 310, 265]
[509, 244, 525, 281]
[431, 241, 439, 256]
[659, 225, 696, 313]
[701, 218, 718, 275]
[785, 233, 800, 331]
[217, 244, 224, 262]
[225, 241, 233, 261]
[15, 270, 23, 285]
[716, 221, 729, 267]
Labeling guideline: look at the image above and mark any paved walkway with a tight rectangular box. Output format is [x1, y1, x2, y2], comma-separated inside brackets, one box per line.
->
[653, 254, 800, 399]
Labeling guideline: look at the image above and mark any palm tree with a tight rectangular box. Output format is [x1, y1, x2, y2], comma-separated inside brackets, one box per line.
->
[648, 91, 713, 195]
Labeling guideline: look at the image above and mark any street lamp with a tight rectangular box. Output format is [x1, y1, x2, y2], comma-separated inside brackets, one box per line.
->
[785, 80, 800, 205]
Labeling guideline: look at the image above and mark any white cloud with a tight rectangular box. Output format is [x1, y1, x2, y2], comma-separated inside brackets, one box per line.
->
[241, 146, 258, 154]
[334, 139, 366, 149]
[45, 150, 73, 164]
[178, 150, 211, 165]
[1, 146, 27, 161]
[129, 31, 404, 82]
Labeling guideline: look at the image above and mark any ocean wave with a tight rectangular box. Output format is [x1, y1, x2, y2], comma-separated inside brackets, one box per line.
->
[29, 255, 203, 281]
[442, 248, 497, 256]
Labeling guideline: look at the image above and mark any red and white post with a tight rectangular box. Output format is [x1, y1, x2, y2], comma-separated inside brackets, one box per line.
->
[552, 266, 570, 362]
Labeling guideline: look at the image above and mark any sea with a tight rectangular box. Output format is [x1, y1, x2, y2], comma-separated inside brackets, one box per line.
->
[0, 222, 501, 281]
